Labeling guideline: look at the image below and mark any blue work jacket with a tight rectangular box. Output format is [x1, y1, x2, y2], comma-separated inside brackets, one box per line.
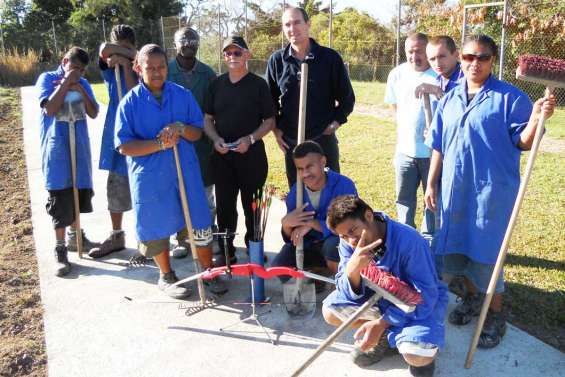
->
[36, 66, 99, 190]
[331, 213, 448, 348]
[98, 59, 133, 176]
[427, 75, 532, 264]
[115, 81, 211, 241]
[436, 63, 464, 93]
[284, 169, 357, 244]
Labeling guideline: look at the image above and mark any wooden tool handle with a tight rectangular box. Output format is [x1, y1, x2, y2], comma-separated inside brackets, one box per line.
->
[115, 66, 123, 101]
[464, 87, 554, 368]
[295, 62, 309, 269]
[173, 145, 206, 304]
[68, 121, 83, 258]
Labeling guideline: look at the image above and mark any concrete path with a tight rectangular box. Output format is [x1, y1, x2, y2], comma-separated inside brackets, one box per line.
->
[21, 86, 564, 377]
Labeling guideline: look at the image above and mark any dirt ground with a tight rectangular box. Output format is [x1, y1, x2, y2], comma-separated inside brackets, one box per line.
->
[0, 88, 47, 376]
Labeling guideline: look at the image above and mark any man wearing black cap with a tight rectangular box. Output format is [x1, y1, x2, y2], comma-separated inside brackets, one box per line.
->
[266, 6, 355, 187]
[203, 36, 276, 266]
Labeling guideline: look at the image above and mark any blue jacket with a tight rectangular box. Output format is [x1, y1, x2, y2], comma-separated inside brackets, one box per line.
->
[36, 66, 99, 190]
[436, 62, 464, 93]
[115, 81, 211, 241]
[426, 75, 532, 264]
[330, 213, 448, 348]
[284, 169, 357, 244]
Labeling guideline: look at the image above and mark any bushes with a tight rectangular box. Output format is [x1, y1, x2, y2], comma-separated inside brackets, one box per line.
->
[0, 49, 45, 87]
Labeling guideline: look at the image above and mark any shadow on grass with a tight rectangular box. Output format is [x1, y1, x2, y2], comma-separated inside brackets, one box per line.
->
[506, 253, 565, 271]
[504, 281, 565, 352]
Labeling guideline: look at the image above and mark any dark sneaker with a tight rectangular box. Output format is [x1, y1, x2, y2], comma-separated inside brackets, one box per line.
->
[67, 229, 100, 252]
[88, 231, 126, 258]
[54, 245, 71, 277]
[478, 310, 507, 349]
[448, 276, 468, 298]
[158, 271, 191, 299]
[410, 360, 435, 377]
[205, 277, 228, 295]
[448, 293, 483, 325]
[350, 335, 393, 367]
[213, 253, 237, 268]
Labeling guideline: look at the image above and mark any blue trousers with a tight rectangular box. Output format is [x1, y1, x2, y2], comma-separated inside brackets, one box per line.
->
[394, 152, 435, 239]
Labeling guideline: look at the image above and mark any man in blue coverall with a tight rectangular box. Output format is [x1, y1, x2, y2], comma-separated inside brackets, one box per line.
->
[323, 195, 447, 377]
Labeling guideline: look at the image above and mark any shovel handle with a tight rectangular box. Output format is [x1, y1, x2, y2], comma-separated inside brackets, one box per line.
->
[464, 86, 553, 368]
[173, 144, 206, 305]
[296, 62, 309, 270]
[115, 66, 123, 101]
[68, 121, 83, 258]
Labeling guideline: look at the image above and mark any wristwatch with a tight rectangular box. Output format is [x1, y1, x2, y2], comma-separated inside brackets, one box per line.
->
[249, 134, 256, 145]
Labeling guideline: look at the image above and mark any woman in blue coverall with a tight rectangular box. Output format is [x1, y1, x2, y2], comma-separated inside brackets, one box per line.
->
[425, 34, 556, 349]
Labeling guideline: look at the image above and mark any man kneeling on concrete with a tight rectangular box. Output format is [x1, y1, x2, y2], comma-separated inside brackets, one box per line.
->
[271, 141, 357, 283]
[323, 195, 447, 377]
[115, 44, 226, 298]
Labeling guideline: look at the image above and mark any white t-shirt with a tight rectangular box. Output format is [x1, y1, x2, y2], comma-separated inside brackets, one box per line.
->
[385, 63, 437, 158]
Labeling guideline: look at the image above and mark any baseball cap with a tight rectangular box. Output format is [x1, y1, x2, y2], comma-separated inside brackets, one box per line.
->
[222, 35, 248, 51]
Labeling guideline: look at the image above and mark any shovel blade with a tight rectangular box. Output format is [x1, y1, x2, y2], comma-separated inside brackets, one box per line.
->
[283, 278, 316, 318]
[56, 91, 86, 123]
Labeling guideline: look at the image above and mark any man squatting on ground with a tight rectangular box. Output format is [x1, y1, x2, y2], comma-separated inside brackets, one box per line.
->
[89, 24, 138, 259]
[271, 141, 357, 281]
[322, 195, 447, 377]
[266, 6, 355, 187]
[204, 36, 275, 267]
[167, 27, 218, 259]
[385, 33, 437, 241]
[36, 47, 100, 276]
[115, 44, 225, 298]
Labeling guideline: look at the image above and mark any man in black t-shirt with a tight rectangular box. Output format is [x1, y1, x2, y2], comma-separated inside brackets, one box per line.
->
[203, 36, 276, 266]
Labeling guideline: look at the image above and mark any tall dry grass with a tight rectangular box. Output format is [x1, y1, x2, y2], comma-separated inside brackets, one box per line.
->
[0, 49, 46, 87]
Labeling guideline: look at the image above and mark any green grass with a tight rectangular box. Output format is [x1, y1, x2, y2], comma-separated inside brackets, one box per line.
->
[546, 107, 565, 140]
[351, 80, 386, 105]
[92, 83, 109, 106]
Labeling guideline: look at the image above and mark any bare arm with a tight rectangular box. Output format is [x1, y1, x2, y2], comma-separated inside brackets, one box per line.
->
[99, 42, 136, 61]
[118, 139, 162, 157]
[233, 116, 276, 154]
[43, 70, 80, 117]
[424, 149, 443, 211]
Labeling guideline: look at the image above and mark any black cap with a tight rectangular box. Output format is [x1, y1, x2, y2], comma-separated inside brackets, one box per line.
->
[223, 35, 248, 51]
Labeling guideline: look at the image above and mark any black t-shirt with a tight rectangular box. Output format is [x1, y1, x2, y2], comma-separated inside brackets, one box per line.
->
[204, 72, 275, 143]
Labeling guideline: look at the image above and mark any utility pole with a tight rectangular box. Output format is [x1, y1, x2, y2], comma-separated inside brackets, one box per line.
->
[396, 0, 401, 66]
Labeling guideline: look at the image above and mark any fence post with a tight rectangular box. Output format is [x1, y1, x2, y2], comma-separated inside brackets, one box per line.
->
[329, 0, 333, 49]
[396, 0, 401, 66]
[499, 0, 509, 80]
[218, 4, 222, 74]
[281, 0, 286, 48]
[160, 16, 166, 49]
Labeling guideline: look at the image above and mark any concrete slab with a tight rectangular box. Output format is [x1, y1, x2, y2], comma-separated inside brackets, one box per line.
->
[21, 86, 564, 377]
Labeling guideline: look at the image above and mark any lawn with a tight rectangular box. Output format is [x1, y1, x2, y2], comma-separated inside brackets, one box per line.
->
[90, 81, 564, 349]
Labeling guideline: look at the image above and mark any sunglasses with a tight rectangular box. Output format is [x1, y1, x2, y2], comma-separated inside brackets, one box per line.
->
[224, 50, 243, 57]
[461, 53, 493, 63]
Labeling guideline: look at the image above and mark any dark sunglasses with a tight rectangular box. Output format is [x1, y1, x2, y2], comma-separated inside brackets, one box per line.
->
[223, 50, 243, 57]
[461, 53, 492, 63]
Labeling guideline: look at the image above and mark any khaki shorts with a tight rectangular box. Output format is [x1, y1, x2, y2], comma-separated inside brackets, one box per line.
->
[107, 172, 132, 213]
[138, 226, 213, 257]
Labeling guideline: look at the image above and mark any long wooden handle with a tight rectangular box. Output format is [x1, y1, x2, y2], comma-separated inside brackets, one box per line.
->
[295, 62, 309, 270]
[115, 66, 123, 101]
[68, 121, 83, 258]
[291, 293, 381, 376]
[423, 93, 433, 130]
[464, 87, 553, 368]
[173, 144, 206, 305]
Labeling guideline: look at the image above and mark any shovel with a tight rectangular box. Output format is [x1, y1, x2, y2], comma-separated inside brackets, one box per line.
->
[56, 90, 86, 258]
[283, 61, 317, 317]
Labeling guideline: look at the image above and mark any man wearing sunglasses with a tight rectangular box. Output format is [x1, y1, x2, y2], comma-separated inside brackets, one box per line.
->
[204, 36, 275, 266]
[266, 6, 355, 188]
[167, 27, 218, 259]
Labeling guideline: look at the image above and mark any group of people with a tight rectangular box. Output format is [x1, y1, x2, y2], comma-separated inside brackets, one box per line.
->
[36, 6, 556, 377]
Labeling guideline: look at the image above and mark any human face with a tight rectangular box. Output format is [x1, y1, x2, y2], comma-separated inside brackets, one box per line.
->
[175, 34, 199, 59]
[427, 43, 459, 78]
[282, 8, 310, 45]
[223, 46, 249, 71]
[333, 210, 377, 249]
[136, 53, 167, 93]
[294, 153, 327, 191]
[62, 57, 86, 76]
[405, 38, 430, 72]
[461, 41, 494, 87]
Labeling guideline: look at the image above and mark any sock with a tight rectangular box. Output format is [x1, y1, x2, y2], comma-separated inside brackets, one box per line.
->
[56, 239, 65, 247]
[111, 229, 124, 236]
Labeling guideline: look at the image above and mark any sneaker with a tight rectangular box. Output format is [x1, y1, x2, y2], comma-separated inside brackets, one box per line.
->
[213, 253, 237, 267]
[410, 360, 435, 377]
[448, 292, 483, 325]
[350, 335, 392, 367]
[204, 277, 228, 295]
[478, 310, 507, 349]
[54, 245, 71, 277]
[158, 271, 191, 299]
[171, 245, 189, 258]
[67, 229, 100, 252]
[88, 231, 125, 258]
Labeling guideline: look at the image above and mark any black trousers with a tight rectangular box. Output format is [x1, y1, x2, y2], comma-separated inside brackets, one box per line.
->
[211, 142, 268, 256]
[285, 133, 340, 187]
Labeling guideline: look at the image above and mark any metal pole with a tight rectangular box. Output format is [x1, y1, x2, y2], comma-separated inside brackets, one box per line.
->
[244, 0, 248, 41]
[218, 4, 222, 74]
[160, 16, 166, 49]
[498, 0, 509, 80]
[51, 19, 59, 57]
[281, 0, 286, 48]
[461, 7, 467, 48]
[102, 18, 107, 42]
[396, 0, 401, 66]
[0, 19, 5, 56]
[329, 0, 333, 48]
